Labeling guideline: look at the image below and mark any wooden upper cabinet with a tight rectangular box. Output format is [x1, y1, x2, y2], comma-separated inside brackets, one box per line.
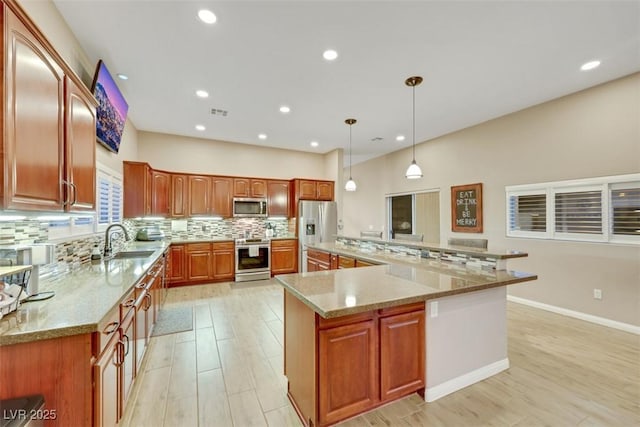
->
[123, 161, 151, 218]
[64, 76, 97, 212]
[316, 181, 334, 201]
[267, 180, 289, 217]
[2, 8, 65, 211]
[188, 175, 211, 216]
[171, 174, 187, 218]
[151, 171, 170, 216]
[234, 178, 267, 198]
[211, 176, 233, 217]
[1, 6, 97, 213]
[297, 180, 317, 200]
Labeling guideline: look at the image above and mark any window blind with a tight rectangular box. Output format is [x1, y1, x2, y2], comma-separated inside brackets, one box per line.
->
[554, 190, 602, 234]
[508, 194, 546, 232]
[611, 187, 640, 236]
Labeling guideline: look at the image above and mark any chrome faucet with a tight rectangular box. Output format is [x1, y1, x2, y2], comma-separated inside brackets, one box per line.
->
[104, 224, 130, 257]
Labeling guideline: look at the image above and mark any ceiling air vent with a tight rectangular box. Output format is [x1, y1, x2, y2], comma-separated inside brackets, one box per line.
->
[210, 108, 228, 117]
[371, 137, 383, 142]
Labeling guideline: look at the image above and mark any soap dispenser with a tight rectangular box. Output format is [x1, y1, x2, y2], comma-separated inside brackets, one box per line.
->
[91, 245, 102, 261]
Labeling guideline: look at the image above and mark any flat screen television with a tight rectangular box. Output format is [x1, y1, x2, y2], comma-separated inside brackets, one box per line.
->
[91, 60, 129, 154]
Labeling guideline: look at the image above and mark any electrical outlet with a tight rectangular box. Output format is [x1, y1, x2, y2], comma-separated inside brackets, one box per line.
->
[593, 289, 602, 300]
[430, 301, 439, 318]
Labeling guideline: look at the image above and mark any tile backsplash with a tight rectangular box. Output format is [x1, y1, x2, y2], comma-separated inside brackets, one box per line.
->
[0, 217, 294, 281]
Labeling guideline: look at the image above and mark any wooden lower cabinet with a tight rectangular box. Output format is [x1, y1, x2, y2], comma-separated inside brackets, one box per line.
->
[212, 241, 235, 281]
[93, 332, 120, 427]
[318, 319, 378, 425]
[169, 244, 185, 284]
[271, 239, 298, 275]
[186, 243, 212, 281]
[284, 291, 425, 427]
[337, 255, 356, 269]
[170, 241, 235, 286]
[307, 249, 330, 272]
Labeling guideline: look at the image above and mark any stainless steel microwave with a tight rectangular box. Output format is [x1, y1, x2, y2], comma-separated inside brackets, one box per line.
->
[233, 198, 268, 217]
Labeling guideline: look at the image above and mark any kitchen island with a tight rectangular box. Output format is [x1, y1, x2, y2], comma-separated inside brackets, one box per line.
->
[276, 242, 536, 427]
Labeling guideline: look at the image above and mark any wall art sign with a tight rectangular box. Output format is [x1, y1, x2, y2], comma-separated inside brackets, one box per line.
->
[451, 183, 483, 233]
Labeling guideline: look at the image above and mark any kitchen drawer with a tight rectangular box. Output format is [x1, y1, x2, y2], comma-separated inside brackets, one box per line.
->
[212, 241, 234, 251]
[186, 242, 211, 252]
[317, 311, 374, 330]
[378, 301, 425, 317]
[271, 239, 297, 248]
[308, 249, 331, 264]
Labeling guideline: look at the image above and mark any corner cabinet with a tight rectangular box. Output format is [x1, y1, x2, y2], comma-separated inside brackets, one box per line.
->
[1, 2, 96, 212]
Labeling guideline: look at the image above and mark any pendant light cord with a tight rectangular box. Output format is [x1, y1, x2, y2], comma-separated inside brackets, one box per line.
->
[349, 124, 353, 177]
[412, 84, 416, 162]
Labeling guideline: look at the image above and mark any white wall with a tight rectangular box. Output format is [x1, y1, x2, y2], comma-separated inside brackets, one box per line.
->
[342, 73, 640, 327]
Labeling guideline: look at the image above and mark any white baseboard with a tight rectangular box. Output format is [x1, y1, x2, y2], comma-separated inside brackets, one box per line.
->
[507, 295, 640, 335]
[424, 358, 509, 402]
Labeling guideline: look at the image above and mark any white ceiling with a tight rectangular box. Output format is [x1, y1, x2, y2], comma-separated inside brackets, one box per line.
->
[52, 0, 640, 165]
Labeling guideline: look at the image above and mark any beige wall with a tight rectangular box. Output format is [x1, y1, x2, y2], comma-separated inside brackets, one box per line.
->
[342, 73, 640, 326]
[136, 131, 332, 180]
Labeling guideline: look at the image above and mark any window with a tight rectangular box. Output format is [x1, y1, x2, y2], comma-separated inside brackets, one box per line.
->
[611, 183, 640, 240]
[506, 174, 640, 244]
[386, 190, 440, 242]
[96, 163, 123, 232]
[507, 192, 547, 236]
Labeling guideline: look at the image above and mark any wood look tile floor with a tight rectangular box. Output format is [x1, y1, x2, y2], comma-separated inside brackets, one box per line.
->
[120, 280, 640, 427]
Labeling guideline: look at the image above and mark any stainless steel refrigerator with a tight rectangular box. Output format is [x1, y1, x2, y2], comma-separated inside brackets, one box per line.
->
[298, 200, 338, 272]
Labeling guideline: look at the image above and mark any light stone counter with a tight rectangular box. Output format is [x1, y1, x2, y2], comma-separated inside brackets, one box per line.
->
[276, 242, 536, 318]
[0, 240, 169, 346]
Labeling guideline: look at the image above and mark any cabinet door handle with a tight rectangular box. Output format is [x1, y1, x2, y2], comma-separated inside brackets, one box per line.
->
[70, 182, 78, 205]
[62, 180, 71, 206]
[144, 293, 152, 310]
[123, 298, 135, 308]
[103, 321, 119, 335]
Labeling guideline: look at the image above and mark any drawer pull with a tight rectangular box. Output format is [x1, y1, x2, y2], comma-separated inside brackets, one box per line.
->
[103, 321, 119, 335]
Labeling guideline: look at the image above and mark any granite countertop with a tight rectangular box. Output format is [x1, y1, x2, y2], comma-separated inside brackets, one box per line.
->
[0, 240, 169, 346]
[336, 235, 528, 259]
[276, 242, 537, 318]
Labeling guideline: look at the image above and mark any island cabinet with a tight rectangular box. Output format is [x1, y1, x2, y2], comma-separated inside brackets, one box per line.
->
[233, 178, 267, 198]
[1, 2, 97, 212]
[271, 239, 298, 275]
[284, 292, 425, 426]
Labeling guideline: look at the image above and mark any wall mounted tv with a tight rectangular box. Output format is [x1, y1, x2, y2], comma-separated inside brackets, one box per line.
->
[91, 60, 129, 154]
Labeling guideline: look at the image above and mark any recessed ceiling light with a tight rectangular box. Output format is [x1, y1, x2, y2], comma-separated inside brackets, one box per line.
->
[279, 105, 291, 114]
[258, 133, 267, 140]
[396, 135, 405, 142]
[196, 90, 209, 98]
[310, 141, 319, 148]
[580, 60, 601, 71]
[323, 49, 338, 61]
[195, 125, 205, 131]
[117, 73, 128, 80]
[198, 9, 217, 24]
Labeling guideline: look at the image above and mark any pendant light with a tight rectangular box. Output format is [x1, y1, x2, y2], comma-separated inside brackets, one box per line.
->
[405, 76, 423, 179]
[345, 118, 357, 191]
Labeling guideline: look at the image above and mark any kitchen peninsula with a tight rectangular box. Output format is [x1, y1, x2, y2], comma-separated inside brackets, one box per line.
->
[276, 238, 537, 427]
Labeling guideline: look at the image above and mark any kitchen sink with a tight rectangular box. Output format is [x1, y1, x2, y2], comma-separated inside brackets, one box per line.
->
[111, 250, 155, 259]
